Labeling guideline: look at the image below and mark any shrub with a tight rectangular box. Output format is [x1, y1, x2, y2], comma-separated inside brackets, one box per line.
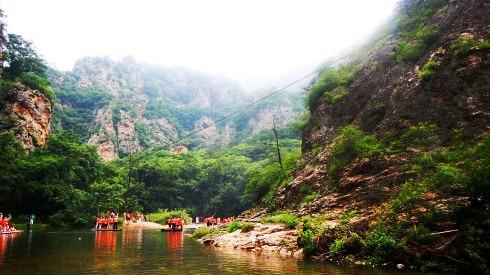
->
[391, 0, 446, 64]
[338, 210, 357, 225]
[363, 228, 404, 262]
[418, 59, 438, 81]
[400, 122, 438, 148]
[240, 222, 255, 232]
[303, 194, 317, 203]
[299, 229, 316, 255]
[326, 86, 349, 104]
[261, 213, 299, 229]
[329, 238, 347, 255]
[452, 37, 490, 55]
[307, 63, 359, 111]
[226, 221, 255, 233]
[147, 209, 191, 225]
[392, 26, 438, 63]
[192, 227, 211, 239]
[18, 72, 55, 103]
[328, 125, 381, 178]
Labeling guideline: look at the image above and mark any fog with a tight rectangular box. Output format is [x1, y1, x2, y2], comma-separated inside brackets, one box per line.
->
[1, 0, 398, 89]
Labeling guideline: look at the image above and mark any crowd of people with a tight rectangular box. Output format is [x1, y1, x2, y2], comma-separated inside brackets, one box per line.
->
[0, 213, 19, 232]
[123, 212, 148, 223]
[203, 216, 235, 227]
[167, 218, 184, 230]
[94, 212, 119, 230]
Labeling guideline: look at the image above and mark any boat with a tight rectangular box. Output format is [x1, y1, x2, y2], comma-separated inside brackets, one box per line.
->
[1, 230, 23, 234]
[160, 227, 183, 232]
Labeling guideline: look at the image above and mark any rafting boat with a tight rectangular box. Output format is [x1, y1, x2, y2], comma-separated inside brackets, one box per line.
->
[161, 227, 183, 232]
[1, 230, 23, 234]
[92, 228, 122, 232]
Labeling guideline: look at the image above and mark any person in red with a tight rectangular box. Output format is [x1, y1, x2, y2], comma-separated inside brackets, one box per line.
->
[1, 217, 9, 231]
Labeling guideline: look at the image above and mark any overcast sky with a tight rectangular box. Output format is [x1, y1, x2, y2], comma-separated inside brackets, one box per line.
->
[1, 0, 398, 84]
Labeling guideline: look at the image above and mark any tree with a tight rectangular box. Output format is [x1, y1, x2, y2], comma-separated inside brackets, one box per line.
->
[2, 34, 47, 79]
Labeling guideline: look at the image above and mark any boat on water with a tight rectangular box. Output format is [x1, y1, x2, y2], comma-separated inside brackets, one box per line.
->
[162, 218, 185, 231]
[161, 227, 183, 232]
[1, 230, 23, 234]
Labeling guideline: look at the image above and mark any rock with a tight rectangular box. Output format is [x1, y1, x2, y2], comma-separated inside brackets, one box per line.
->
[1, 84, 52, 149]
[203, 223, 301, 258]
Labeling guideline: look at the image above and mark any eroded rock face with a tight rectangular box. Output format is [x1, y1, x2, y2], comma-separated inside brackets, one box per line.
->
[248, 106, 296, 135]
[88, 107, 117, 161]
[1, 84, 52, 149]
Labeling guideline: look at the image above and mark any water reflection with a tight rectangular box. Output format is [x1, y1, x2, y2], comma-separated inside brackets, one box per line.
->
[122, 228, 142, 249]
[94, 231, 118, 272]
[166, 231, 183, 251]
[0, 231, 434, 274]
[95, 231, 117, 252]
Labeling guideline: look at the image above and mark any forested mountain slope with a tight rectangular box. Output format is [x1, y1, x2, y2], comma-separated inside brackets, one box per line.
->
[49, 57, 304, 160]
[248, 0, 489, 272]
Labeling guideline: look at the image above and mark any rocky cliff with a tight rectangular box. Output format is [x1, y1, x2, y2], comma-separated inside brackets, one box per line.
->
[51, 57, 304, 160]
[279, 0, 489, 210]
[253, 0, 489, 271]
[0, 83, 52, 149]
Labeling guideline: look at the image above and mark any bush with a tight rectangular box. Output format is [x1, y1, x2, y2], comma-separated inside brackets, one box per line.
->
[363, 228, 404, 263]
[452, 37, 490, 55]
[226, 221, 255, 233]
[303, 194, 317, 203]
[240, 222, 255, 232]
[328, 125, 381, 178]
[18, 72, 55, 103]
[192, 227, 211, 239]
[326, 86, 349, 104]
[418, 59, 438, 81]
[261, 213, 299, 229]
[400, 122, 438, 148]
[338, 210, 357, 225]
[392, 26, 439, 63]
[147, 209, 191, 225]
[307, 63, 359, 111]
[329, 238, 347, 255]
[299, 229, 316, 255]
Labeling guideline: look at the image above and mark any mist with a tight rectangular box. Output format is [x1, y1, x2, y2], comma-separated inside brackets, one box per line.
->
[1, 0, 398, 90]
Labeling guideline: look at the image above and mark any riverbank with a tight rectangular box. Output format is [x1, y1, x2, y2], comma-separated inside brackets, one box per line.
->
[196, 223, 303, 258]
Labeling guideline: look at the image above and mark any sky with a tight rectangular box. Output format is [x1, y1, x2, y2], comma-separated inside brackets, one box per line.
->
[1, 0, 398, 85]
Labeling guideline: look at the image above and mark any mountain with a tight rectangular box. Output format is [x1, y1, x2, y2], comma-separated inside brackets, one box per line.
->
[249, 0, 489, 271]
[49, 57, 304, 160]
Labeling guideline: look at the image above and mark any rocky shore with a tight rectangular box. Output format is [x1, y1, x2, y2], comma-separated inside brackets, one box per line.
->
[200, 223, 303, 258]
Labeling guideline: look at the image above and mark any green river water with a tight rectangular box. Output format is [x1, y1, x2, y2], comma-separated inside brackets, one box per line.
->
[0, 229, 429, 274]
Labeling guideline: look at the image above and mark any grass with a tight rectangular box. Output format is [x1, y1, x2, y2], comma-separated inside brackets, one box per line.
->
[226, 221, 255, 233]
[326, 86, 349, 104]
[391, 0, 449, 63]
[328, 125, 382, 179]
[147, 209, 191, 225]
[338, 210, 357, 225]
[261, 213, 299, 229]
[307, 63, 359, 111]
[357, 137, 490, 271]
[192, 227, 227, 240]
[452, 37, 490, 55]
[418, 59, 439, 81]
[192, 227, 211, 239]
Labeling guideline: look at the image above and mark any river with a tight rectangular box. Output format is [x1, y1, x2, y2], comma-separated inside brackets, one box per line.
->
[0, 229, 427, 274]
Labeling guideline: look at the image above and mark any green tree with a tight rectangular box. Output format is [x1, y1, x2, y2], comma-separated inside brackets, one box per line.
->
[2, 34, 47, 79]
